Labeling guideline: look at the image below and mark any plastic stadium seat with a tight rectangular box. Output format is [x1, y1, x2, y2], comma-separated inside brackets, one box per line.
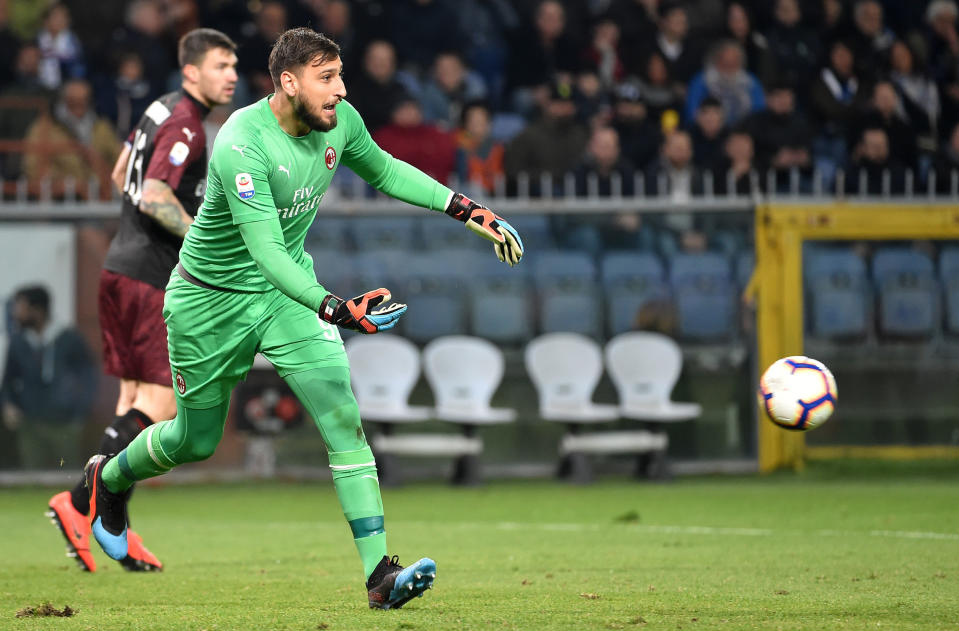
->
[604, 332, 702, 423]
[423, 336, 516, 425]
[533, 250, 602, 338]
[600, 252, 666, 336]
[803, 247, 869, 339]
[417, 215, 486, 251]
[505, 215, 554, 251]
[524, 333, 618, 423]
[398, 252, 470, 343]
[469, 255, 533, 344]
[309, 250, 354, 296]
[668, 252, 736, 341]
[871, 247, 939, 339]
[940, 247, 959, 335]
[345, 335, 431, 424]
[306, 216, 350, 252]
[422, 335, 516, 484]
[349, 216, 419, 250]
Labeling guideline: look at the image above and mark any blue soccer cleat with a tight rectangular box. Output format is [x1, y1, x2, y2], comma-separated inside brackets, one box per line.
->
[84, 455, 130, 561]
[366, 555, 436, 610]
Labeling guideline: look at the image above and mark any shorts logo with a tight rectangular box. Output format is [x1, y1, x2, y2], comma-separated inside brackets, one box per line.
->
[235, 173, 255, 200]
[325, 146, 336, 170]
[169, 141, 190, 166]
[175, 371, 186, 395]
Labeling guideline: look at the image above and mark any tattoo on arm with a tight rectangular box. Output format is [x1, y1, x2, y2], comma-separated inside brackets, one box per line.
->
[140, 179, 194, 238]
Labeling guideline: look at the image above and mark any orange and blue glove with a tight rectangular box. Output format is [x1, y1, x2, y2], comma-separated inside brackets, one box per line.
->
[319, 288, 407, 333]
[445, 193, 524, 266]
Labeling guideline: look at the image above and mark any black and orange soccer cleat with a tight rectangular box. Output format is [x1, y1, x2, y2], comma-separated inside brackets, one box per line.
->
[366, 555, 436, 610]
[118, 530, 163, 572]
[46, 491, 96, 572]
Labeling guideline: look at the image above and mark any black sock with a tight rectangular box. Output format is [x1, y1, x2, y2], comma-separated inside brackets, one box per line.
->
[69, 408, 153, 514]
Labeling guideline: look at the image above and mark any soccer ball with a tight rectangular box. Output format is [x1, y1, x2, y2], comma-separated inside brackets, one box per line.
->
[758, 356, 837, 431]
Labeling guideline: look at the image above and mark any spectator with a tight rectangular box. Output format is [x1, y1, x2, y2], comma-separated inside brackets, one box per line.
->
[819, 0, 850, 43]
[316, 0, 360, 72]
[724, 2, 774, 87]
[809, 40, 870, 181]
[390, 0, 463, 74]
[108, 0, 173, 100]
[95, 52, 152, 137]
[348, 40, 411, 133]
[711, 129, 758, 196]
[607, 0, 660, 77]
[580, 18, 626, 91]
[646, 1, 702, 85]
[645, 129, 701, 200]
[611, 81, 662, 172]
[684, 40, 765, 125]
[557, 126, 638, 254]
[645, 131, 707, 251]
[742, 82, 813, 190]
[932, 121, 959, 192]
[927, 1, 959, 135]
[36, 3, 85, 91]
[418, 51, 488, 131]
[237, 0, 286, 99]
[855, 80, 919, 172]
[1, 286, 96, 470]
[573, 69, 606, 127]
[689, 96, 728, 170]
[927, 0, 959, 84]
[765, 0, 820, 90]
[849, 0, 895, 81]
[23, 78, 119, 191]
[503, 80, 588, 195]
[574, 125, 636, 197]
[373, 96, 456, 184]
[452, 0, 519, 108]
[637, 51, 684, 123]
[889, 40, 939, 152]
[506, 0, 581, 115]
[0, 0, 20, 92]
[847, 127, 907, 194]
[455, 101, 505, 195]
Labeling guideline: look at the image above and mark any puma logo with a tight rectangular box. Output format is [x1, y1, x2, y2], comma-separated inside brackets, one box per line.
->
[278, 164, 291, 178]
[231, 144, 246, 157]
[182, 127, 197, 142]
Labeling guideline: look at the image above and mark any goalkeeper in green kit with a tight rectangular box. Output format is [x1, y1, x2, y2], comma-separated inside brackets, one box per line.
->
[83, 27, 523, 610]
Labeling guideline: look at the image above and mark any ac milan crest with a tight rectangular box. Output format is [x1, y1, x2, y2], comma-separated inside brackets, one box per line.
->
[175, 371, 186, 395]
[325, 146, 336, 170]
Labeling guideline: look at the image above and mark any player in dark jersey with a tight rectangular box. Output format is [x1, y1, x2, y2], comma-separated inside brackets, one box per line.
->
[45, 28, 238, 573]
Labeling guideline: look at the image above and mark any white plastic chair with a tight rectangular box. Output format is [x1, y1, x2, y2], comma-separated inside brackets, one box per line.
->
[423, 335, 517, 425]
[524, 333, 619, 423]
[345, 335, 431, 423]
[422, 335, 516, 484]
[604, 332, 702, 422]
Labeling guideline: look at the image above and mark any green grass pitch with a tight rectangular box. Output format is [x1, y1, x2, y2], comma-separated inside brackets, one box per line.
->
[1, 462, 958, 630]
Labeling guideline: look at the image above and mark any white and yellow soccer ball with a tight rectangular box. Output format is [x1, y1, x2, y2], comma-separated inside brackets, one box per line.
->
[758, 356, 837, 431]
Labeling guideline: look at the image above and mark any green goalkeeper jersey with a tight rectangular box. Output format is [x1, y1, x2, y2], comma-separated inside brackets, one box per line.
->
[178, 96, 453, 301]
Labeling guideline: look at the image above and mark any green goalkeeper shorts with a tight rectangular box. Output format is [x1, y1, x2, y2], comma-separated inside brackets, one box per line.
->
[162, 272, 348, 408]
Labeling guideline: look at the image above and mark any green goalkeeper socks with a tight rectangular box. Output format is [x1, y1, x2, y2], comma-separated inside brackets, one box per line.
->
[329, 447, 387, 579]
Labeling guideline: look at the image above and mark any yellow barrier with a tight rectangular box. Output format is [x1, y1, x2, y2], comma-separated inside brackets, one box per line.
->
[755, 202, 959, 472]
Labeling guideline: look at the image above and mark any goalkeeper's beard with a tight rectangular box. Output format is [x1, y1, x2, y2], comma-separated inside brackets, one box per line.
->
[293, 94, 337, 132]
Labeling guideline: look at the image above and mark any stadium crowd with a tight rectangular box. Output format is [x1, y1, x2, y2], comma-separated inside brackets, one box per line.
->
[4, 0, 959, 198]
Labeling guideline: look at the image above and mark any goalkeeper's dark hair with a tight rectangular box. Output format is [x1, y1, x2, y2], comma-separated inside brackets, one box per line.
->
[269, 28, 341, 87]
[178, 28, 236, 68]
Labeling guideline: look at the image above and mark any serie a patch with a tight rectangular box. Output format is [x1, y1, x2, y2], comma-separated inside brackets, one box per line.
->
[235, 173, 255, 200]
[169, 141, 190, 166]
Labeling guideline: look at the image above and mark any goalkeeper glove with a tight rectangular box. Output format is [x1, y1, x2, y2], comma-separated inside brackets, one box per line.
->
[445, 193, 524, 266]
[319, 288, 407, 334]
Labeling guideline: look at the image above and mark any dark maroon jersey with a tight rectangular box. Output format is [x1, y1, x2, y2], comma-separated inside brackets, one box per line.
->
[103, 90, 210, 289]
